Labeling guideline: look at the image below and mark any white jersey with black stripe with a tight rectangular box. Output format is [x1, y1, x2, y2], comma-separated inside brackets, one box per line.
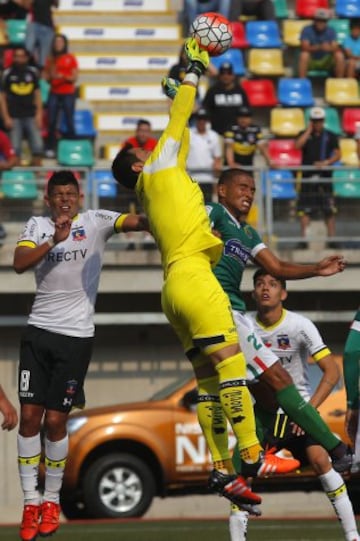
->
[17, 209, 121, 338]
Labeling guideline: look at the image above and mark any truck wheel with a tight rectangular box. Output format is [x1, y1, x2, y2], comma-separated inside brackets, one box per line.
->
[82, 453, 156, 518]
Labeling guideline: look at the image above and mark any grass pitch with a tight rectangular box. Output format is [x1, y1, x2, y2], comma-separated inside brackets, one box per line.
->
[1, 518, 359, 541]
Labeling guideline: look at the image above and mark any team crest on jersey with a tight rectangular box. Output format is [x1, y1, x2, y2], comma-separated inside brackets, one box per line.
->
[72, 226, 86, 241]
[65, 379, 78, 396]
[277, 334, 290, 350]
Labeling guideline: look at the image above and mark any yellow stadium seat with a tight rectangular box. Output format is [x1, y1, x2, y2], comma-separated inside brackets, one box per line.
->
[325, 78, 360, 106]
[270, 108, 305, 137]
[248, 48, 285, 76]
[339, 138, 359, 166]
[282, 19, 311, 47]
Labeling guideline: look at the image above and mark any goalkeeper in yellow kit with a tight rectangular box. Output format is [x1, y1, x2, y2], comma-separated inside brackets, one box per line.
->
[112, 38, 298, 507]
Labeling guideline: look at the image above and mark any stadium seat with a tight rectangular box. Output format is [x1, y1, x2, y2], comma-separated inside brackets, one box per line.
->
[295, 0, 329, 18]
[342, 107, 360, 134]
[325, 78, 360, 106]
[5, 19, 27, 45]
[335, 0, 360, 17]
[328, 18, 350, 45]
[3, 49, 14, 68]
[245, 20, 282, 48]
[262, 169, 297, 199]
[282, 19, 311, 47]
[60, 109, 97, 139]
[90, 170, 117, 198]
[333, 169, 360, 197]
[270, 108, 305, 137]
[248, 49, 285, 76]
[272, 0, 289, 18]
[210, 49, 245, 76]
[1, 170, 38, 199]
[268, 139, 302, 166]
[278, 78, 314, 107]
[229, 21, 249, 48]
[242, 79, 278, 107]
[339, 138, 359, 165]
[39, 78, 50, 104]
[304, 107, 342, 135]
[57, 139, 95, 167]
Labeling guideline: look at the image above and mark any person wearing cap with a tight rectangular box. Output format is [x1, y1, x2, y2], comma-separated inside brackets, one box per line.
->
[202, 62, 249, 135]
[224, 106, 271, 169]
[186, 108, 223, 200]
[295, 106, 340, 249]
[298, 8, 345, 78]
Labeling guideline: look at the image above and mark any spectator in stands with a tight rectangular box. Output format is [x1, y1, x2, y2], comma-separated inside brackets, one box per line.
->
[343, 18, 360, 78]
[202, 62, 249, 135]
[298, 8, 345, 78]
[187, 108, 223, 201]
[121, 119, 158, 250]
[0, 46, 43, 166]
[22, 0, 58, 71]
[0, 128, 19, 239]
[295, 107, 340, 249]
[182, 1, 231, 33]
[228, 0, 275, 21]
[43, 33, 78, 159]
[0, 0, 27, 20]
[224, 106, 271, 169]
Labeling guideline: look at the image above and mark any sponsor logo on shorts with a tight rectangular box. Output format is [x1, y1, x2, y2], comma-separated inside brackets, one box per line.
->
[66, 379, 78, 396]
[19, 391, 34, 398]
[63, 397, 73, 407]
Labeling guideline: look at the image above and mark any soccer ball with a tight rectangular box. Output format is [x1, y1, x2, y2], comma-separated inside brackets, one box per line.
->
[190, 12, 233, 57]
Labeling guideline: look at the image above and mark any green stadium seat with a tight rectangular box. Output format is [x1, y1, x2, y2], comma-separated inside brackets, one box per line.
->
[305, 107, 343, 136]
[328, 18, 350, 45]
[272, 0, 289, 18]
[6, 19, 27, 45]
[333, 169, 360, 197]
[57, 139, 95, 167]
[1, 170, 38, 199]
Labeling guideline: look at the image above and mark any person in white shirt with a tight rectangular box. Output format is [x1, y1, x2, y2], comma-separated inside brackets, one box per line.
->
[186, 108, 223, 200]
[13, 170, 148, 541]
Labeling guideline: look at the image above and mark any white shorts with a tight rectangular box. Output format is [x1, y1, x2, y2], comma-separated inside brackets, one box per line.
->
[233, 310, 278, 381]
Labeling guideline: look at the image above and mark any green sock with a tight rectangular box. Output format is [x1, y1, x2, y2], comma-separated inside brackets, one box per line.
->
[276, 384, 340, 451]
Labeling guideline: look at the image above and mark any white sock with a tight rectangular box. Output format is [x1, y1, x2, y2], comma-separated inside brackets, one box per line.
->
[43, 435, 69, 504]
[229, 507, 249, 541]
[319, 468, 360, 541]
[17, 433, 42, 506]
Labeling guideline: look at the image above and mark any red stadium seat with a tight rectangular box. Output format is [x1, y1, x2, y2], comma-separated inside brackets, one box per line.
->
[230, 21, 249, 48]
[268, 139, 302, 167]
[242, 79, 278, 107]
[342, 108, 360, 135]
[295, 0, 329, 17]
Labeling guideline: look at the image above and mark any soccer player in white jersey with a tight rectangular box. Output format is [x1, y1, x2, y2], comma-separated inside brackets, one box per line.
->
[229, 269, 360, 541]
[13, 170, 148, 541]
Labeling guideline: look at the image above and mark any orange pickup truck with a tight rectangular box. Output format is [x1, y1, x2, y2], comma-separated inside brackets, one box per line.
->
[60, 372, 360, 520]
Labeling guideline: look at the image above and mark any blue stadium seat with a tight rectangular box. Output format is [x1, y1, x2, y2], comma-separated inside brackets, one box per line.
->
[245, 20, 282, 48]
[335, 0, 360, 17]
[60, 109, 97, 139]
[278, 78, 314, 107]
[210, 49, 245, 76]
[262, 170, 297, 199]
[91, 170, 117, 198]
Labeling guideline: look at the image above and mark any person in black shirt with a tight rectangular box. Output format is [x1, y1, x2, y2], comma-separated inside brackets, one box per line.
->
[0, 46, 43, 165]
[23, 0, 58, 70]
[295, 107, 340, 249]
[202, 62, 249, 135]
[224, 106, 271, 168]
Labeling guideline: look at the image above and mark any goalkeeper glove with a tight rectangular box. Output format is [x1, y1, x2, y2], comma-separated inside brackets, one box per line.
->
[184, 37, 209, 77]
[161, 77, 180, 100]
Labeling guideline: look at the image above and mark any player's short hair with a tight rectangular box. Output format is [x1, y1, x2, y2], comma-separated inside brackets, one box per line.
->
[112, 143, 139, 190]
[218, 168, 253, 185]
[47, 170, 79, 195]
[253, 268, 286, 290]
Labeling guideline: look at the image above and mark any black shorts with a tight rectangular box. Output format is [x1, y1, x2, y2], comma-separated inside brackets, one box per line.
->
[18, 325, 93, 412]
[297, 178, 337, 218]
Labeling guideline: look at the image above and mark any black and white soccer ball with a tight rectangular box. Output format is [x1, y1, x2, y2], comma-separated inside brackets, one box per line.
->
[190, 11, 233, 57]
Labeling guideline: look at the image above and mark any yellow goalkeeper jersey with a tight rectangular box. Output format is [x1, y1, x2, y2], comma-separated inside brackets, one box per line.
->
[135, 84, 222, 274]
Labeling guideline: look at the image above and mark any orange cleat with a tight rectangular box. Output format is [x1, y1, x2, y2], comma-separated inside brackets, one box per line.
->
[257, 447, 300, 476]
[208, 469, 262, 506]
[20, 504, 40, 541]
[38, 501, 61, 537]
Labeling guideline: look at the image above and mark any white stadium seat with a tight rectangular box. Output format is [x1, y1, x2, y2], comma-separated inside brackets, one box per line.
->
[58, 25, 181, 41]
[95, 113, 168, 132]
[58, 0, 168, 11]
[80, 83, 208, 102]
[76, 54, 177, 72]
